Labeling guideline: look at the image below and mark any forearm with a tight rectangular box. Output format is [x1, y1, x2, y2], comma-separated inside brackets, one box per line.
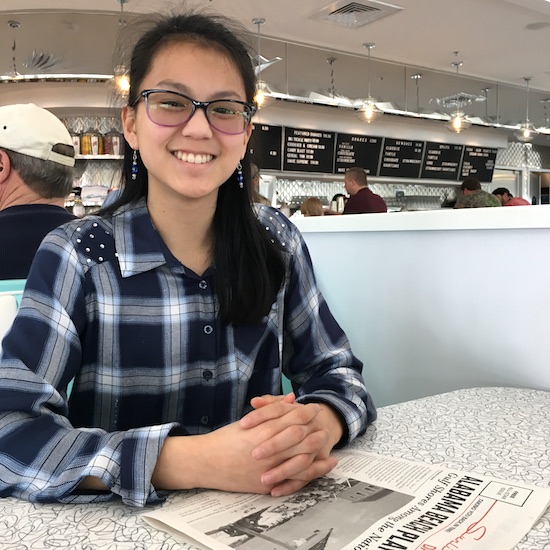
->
[151, 434, 212, 490]
[79, 433, 217, 495]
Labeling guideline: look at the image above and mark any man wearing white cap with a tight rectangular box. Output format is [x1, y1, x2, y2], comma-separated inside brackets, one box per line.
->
[0, 103, 76, 279]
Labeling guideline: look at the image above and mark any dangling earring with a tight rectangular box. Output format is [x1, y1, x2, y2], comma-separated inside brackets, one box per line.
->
[131, 150, 138, 180]
[237, 162, 244, 189]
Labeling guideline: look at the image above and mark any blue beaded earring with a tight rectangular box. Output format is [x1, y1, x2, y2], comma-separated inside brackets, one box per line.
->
[237, 162, 244, 189]
[131, 150, 138, 180]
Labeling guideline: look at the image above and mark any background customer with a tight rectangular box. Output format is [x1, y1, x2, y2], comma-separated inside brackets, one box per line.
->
[454, 177, 501, 208]
[492, 187, 531, 206]
[0, 103, 76, 279]
[300, 196, 324, 216]
[343, 166, 387, 214]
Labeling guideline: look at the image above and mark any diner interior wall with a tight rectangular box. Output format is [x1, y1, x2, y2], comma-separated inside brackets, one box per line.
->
[295, 209, 550, 407]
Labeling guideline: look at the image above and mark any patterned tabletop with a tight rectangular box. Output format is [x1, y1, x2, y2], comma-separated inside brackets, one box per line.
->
[1, 387, 549, 549]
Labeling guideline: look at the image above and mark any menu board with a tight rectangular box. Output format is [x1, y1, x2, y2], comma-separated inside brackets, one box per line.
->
[249, 124, 283, 170]
[420, 142, 464, 180]
[460, 146, 498, 182]
[334, 133, 383, 175]
[283, 127, 335, 173]
[379, 139, 425, 178]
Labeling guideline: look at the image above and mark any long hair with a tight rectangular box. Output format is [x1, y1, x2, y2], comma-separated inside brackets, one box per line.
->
[101, 11, 285, 325]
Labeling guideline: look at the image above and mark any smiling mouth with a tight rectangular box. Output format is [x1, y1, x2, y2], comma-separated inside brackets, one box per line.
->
[173, 151, 214, 164]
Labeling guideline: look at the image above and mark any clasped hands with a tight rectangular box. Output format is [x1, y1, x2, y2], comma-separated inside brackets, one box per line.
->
[151, 392, 344, 498]
[205, 393, 343, 497]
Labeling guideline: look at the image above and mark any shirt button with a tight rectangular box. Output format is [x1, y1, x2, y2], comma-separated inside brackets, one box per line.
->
[199, 280, 208, 290]
[200, 415, 210, 425]
[203, 324, 213, 335]
[203, 370, 213, 381]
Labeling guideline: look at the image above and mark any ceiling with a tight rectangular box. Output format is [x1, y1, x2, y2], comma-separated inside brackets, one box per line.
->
[1, 0, 550, 139]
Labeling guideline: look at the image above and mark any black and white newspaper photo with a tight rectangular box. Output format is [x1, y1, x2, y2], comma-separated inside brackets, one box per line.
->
[142, 451, 550, 550]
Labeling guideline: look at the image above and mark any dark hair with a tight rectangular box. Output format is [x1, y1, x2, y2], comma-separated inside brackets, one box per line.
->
[101, 10, 285, 325]
[461, 177, 481, 191]
[4, 145, 75, 199]
[492, 187, 512, 197]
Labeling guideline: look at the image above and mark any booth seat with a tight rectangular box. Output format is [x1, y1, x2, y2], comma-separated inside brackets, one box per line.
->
[0, 279, 26, 352]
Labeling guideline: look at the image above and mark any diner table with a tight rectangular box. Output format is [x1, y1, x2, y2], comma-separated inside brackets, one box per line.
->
[1, 386, 549, 549]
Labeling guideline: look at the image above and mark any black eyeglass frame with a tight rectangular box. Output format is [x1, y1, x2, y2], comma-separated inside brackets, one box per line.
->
[131, 89, 257, 135]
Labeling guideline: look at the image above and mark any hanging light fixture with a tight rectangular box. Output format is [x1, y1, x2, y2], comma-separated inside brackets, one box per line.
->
[356, 43, 381, 123]
[113, 0, 130, 97]
[411, 73, 423, 116]
[7, 20, 21, 77]
[252, 17, 274, 109]
[327, 56, 337, 100]
[445, 59, 471, 133]
[514, 77, 538, 142]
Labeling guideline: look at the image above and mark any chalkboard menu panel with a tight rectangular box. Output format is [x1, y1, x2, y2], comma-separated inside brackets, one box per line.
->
[283, 127, 335, 173]
[460, 146, 498, 182]
[334, 133, 383, 175]
[249, 124, 283, 171]
[379, 139, 424, 178]
[420, 142, 464, 180]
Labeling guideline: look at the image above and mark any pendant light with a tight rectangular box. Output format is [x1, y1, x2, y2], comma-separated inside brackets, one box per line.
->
[514, 77, 538, 142]
[252, 17, 274, 109]
[356, 43, 381, 123]
[445, 60, 470, 133]
[411, 73, 422, 115]
[7, 20, 21, 77]
[327, 56, 337, 100]
[113, 0, 130, 97]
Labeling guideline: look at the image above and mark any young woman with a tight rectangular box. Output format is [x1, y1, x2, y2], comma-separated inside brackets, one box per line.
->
[0, 11, 376, 507]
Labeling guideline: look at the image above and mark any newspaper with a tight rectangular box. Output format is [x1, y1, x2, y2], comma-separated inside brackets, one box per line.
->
[142, 450, 550, 550]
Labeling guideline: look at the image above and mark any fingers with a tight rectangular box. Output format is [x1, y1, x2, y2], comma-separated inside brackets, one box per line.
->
[252, 423, 330, 461]
[249, 392, 295, 410]
[267, 456, 339, 497]
[240, 400, 319, 430]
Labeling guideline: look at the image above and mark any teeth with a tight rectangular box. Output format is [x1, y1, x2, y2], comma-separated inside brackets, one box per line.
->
[174, 151, 213, 164]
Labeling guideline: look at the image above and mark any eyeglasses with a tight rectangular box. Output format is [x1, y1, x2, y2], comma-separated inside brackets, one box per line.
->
[132, 89, 257, 135]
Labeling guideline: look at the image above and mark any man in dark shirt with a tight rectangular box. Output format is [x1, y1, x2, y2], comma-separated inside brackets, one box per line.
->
[343, 166, 387, 214]
[0, 103, 76, 279]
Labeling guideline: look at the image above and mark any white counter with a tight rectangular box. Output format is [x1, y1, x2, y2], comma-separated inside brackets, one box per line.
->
[293, 206, 550, 406]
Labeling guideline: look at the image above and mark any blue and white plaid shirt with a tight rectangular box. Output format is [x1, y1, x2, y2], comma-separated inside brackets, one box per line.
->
[0, 199, 376, 507]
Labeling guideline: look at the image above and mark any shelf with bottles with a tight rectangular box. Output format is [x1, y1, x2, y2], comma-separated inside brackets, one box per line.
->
[62, 115, 124, 156]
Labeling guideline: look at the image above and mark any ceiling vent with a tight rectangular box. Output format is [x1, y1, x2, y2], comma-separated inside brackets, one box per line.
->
[310, 1, 404, 29]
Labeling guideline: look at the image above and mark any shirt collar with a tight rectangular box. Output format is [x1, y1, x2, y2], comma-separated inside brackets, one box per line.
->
[112, 198, 168, 278]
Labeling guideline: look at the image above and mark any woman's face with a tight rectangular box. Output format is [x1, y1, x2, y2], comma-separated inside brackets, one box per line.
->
[122, 41, 252, 207]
